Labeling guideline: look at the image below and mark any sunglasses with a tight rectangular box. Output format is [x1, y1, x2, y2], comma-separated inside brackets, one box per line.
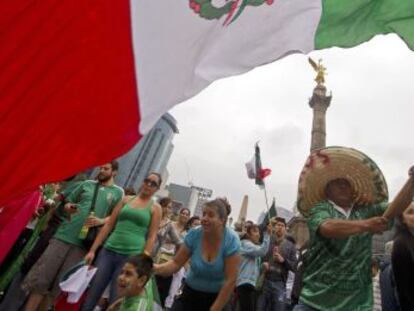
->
[144, 178, 159, 188]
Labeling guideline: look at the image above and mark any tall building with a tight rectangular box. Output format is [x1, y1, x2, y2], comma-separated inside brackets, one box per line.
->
[115, 113, 178, 190]
[192, 186, 213, 216]
[168, 183, 213, 216]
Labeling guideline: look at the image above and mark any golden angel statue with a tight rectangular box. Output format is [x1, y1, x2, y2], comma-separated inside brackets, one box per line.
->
[308, 57, 327, 86]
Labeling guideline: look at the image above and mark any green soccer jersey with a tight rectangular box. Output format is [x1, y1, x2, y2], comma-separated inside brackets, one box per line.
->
[119, 294, 151, 311]
[300, 200, 389, 311]
[54, 180, 123, 248]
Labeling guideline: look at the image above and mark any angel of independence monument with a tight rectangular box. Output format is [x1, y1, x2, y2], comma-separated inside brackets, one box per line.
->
[288, 58, 331, 248]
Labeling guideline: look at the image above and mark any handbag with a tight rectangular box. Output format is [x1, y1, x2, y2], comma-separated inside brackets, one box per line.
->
[155, 250, 175, 264]
[155, 222, 176, 264]
[82, 182, 101, 249]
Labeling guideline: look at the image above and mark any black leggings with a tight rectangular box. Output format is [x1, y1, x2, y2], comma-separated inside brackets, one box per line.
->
[236, 284, 256, 311]
[171, 283, 220, 311]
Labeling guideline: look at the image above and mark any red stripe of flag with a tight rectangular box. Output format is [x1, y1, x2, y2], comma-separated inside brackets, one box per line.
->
[0, 191, 41, 263]
[259, 168, 272, 180]
[0, 0, 140, 204]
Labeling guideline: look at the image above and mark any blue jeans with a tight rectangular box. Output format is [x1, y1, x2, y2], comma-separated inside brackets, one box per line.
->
[257, 280, 286, 311]
[292, 301, 318, 311]
[81, 248, 129, 311]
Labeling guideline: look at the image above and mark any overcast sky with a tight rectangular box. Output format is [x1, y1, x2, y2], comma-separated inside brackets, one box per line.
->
[165, 34, 414, 222]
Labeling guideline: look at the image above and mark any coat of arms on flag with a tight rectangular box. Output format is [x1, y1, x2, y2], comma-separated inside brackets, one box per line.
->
[189, 0, 275, 26]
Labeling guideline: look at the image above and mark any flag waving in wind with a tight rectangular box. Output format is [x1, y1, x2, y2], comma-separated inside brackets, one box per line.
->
[245, 143, 271, 188]
[1, 0, 414, 204]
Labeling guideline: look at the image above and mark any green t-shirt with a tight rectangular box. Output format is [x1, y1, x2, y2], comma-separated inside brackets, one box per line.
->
[300, 200, 388, 311]
[55, 177, 87, 218]
[119, 294, 151, 311]
[54, 180, 123, 248]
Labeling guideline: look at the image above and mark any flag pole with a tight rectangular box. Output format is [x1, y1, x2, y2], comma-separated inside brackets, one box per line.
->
[247, 141, 273, 226]
[262, 181, 272, 223]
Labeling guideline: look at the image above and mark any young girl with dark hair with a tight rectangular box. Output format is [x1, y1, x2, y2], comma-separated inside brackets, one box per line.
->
[236, 224, 271, 311]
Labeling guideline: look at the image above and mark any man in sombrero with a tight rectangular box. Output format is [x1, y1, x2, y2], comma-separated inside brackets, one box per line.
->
[293, 146, 414, 311]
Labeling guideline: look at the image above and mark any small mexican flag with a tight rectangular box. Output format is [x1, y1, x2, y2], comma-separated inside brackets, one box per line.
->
[245, 143, 271, 188]
[1, 0, 414, 203]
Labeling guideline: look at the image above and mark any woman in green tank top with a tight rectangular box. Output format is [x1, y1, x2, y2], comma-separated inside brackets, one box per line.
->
[81, 173, 162, 311]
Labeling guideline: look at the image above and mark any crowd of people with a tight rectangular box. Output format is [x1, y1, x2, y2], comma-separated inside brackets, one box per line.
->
[0, 146, 414, 311]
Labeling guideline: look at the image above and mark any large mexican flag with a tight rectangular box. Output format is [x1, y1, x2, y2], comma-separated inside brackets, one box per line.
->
[1, 0, 414, 204]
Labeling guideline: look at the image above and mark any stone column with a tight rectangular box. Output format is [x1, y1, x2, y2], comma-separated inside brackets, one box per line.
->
[238, 195, 248, 223]
[309, 85, 332, 151]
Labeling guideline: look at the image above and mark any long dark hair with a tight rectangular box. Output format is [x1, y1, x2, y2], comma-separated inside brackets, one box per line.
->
[395, 214, 411, 238]
[241, 224, 260, 240]
[395, 202, 414, 237]
[159, 197, 172, 208]
[185, 216, 200, 231]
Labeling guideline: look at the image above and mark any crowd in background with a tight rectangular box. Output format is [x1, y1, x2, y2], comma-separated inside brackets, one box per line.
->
[0, 159, 414, 311]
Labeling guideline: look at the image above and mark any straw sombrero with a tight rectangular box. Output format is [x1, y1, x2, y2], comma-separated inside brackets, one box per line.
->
[297, 146, 388, 216]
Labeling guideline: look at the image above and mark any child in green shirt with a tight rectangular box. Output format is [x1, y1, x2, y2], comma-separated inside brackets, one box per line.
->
[108, 254, 154, 311]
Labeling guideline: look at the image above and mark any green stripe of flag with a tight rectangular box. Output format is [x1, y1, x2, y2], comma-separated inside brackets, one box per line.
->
[315, 0, 414, 50]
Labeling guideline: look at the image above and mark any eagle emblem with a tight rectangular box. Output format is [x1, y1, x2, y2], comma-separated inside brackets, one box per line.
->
[189, 0, 275, 26]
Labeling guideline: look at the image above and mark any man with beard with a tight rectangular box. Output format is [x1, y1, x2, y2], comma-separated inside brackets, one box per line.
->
[22, 161, 124, 311]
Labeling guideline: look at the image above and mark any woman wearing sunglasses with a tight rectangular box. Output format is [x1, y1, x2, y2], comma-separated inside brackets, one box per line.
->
[81, 173, 162, 311]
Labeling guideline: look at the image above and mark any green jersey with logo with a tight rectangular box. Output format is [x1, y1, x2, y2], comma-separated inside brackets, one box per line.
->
[300, 200, 388, 311]
[54, 180, 123, 248]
